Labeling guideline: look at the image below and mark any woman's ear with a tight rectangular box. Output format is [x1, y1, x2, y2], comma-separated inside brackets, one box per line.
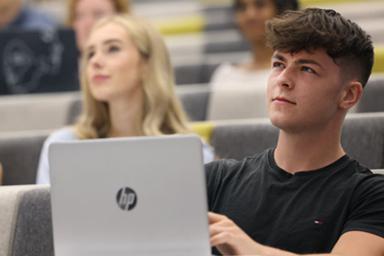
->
[339, 81, 363, 110]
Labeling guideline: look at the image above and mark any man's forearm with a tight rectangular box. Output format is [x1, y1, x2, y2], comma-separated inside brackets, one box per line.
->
[259, 245, 342, 256]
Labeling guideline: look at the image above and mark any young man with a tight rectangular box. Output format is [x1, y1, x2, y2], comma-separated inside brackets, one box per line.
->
[206, 8, 384, 256]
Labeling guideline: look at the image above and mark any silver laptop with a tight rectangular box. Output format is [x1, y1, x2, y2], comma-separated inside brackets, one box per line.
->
[49, 135, 211, 256]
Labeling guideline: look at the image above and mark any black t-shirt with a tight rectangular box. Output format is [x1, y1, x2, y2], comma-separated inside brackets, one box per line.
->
[206, 149, 384, 255]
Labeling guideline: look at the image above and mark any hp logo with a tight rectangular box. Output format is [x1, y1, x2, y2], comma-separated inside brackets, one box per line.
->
[116, 187, 137, 211]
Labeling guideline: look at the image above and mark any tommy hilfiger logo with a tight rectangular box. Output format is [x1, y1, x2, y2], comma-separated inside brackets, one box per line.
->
[116, 187, 137, 211]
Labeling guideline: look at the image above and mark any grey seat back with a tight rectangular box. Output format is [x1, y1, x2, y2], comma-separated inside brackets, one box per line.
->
[0, 92, 80, 132]
[356, 76, 384, 113]
[342, 113, 384, 168]
[0, 185, 53, 256]
[174, 63, 219, 85]
[0, 131, 49, 185]
[66, 85, 212, 122]
[211, 119, 278, 159]
[211, 113, 384, 169]
[177, 85, 211, 121]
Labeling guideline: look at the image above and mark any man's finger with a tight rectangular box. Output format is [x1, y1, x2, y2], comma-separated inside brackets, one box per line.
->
[208, 211, 225, 224]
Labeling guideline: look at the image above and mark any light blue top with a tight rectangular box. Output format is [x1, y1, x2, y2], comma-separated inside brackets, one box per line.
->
[6, 5, 58, 30]
[36, 128, 215, 184]
[5, 6, 58, 31]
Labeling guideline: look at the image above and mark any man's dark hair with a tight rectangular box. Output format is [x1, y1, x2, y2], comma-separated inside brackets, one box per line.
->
[266, 8, 374, 87]
[233, 0, 299, 15]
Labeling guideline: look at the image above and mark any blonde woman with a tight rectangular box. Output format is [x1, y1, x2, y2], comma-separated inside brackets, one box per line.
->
[36, 15, 214, 184]
[66, 0, 130, 50]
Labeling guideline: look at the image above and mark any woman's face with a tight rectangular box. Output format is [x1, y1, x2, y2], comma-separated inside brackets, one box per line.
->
[234, 0, 277, 43]
[85, 22, 144, 103]
[73, 0, 116, 50]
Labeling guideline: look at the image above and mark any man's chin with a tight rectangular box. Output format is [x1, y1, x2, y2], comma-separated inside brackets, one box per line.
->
[269, 116, 300, 133]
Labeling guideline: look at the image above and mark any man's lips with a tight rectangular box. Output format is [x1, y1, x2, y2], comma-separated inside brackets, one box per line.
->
[272, 97, 297, 105]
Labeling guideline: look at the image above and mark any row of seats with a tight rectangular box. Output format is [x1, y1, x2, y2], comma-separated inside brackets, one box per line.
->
[36, 0, 383, 36]
[31, 0, 384, 59]
[2, 112, 384, 185]
[0, 85, 209, 132]
[1, 75, 384, 132]
[168, 1, 384, 65]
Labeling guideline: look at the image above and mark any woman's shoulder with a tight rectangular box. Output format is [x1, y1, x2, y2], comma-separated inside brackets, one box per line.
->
[45, 127, 78, 144]
[210, 62, 269, 89]
[211, 62, 242, 81]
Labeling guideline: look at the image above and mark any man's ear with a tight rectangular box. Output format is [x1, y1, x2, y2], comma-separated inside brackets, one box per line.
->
[339, 81, 363, 110]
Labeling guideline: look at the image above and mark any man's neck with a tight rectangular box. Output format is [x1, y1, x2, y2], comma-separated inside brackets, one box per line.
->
[274, 127, 345, 174]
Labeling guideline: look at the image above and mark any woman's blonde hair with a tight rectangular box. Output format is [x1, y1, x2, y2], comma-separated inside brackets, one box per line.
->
[66, 0, 130, 26]
[75, 15, 190, 139]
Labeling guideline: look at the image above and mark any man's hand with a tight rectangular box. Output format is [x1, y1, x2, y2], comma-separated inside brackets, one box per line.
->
[209, 212, 263, 255]
[208, 212, 384, 256]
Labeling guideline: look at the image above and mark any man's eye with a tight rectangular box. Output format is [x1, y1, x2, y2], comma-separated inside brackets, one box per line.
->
[302, 66, 316, 74]
[272, 62, 284, 69]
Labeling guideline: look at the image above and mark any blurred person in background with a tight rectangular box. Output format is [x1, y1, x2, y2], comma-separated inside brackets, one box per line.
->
[66, 0, 130, 51]
[0, 0, 57, 30]
[208, 0, 299, 120]
[36, 15, 214, 184]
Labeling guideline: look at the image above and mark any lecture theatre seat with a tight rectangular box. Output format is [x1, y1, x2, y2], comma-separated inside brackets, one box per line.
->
[0, 131, 49, 185]
[356, 75, 384, 113]
[0, 185, 53, 256]
[209, 112, 384, 169]
[0, 92, 80, 132]
[67, 85, 212, 123]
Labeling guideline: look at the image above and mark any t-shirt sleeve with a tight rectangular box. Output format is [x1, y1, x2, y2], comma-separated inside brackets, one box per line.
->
[205, 160, 223, 211]
[342, 174, 384, 238]
[205, 159, 240, 211]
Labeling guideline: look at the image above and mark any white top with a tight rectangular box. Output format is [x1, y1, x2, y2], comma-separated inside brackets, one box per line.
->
[36, 127, 215, 184]
[208, 63, 271, 120]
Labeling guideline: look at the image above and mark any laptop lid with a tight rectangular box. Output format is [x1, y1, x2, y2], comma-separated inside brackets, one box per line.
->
[49, 135, 211, 256]
[0, 28, 79, 95]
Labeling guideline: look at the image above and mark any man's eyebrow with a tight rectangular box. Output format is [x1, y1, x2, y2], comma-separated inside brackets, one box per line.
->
[272, 53, 286, 62]
[272, 53, 325, 70]
[296, 59, 324, 70]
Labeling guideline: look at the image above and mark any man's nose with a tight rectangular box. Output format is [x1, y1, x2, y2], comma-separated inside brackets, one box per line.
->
[277, 68, 295, 89]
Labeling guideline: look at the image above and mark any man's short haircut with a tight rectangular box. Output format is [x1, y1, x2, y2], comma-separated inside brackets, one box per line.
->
[266, 8, 374, 87]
